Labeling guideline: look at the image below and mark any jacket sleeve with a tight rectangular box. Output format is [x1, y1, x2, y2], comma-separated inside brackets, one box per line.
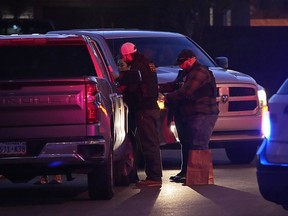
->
[166, 67, 209, 102]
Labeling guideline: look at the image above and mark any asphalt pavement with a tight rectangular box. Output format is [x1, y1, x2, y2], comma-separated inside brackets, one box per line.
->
[0, 149, 287, 216]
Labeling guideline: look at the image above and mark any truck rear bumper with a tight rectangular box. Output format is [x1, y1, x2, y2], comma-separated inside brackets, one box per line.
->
[0, 138, 107, 174]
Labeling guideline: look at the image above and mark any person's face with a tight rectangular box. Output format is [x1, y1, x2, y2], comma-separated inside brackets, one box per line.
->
[122, 53, 133, 63]
[179, 57, 196, 70]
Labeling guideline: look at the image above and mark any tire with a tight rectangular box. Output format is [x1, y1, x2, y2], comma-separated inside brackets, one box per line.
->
[225, 143, 258, 164]
[87, 146, 114, 200]
[114, 136, 137, 186]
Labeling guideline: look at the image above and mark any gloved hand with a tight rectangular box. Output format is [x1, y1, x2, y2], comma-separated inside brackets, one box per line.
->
[164, 94, 172, 108]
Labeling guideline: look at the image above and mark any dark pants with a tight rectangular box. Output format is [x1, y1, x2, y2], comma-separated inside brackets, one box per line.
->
[175, 114, 218, 174]
[136, 109, 163, 181]
[127, 110, 140, 182]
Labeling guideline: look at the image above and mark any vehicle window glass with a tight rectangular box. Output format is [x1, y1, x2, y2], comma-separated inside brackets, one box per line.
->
[89, 40, 113, 81]
[0, 45, 96, 79]
[106, 37, 215, 67]
[277, 79, 288, 94]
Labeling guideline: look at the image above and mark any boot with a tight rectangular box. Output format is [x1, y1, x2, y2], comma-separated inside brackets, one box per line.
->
[170, 142, 189, 182]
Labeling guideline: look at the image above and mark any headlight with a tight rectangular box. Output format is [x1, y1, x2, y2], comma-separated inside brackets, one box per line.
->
[262, 109, 271, 139]
[258, 89, 270, 138]
[258, 89, 267, 107]
[157, 92, 165, 109]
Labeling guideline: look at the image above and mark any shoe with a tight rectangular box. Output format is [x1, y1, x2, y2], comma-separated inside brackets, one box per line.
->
[181, 177, 186, 184]
[34, 176, 48, 185]
[136, 179, 162, 187]
[169, 175, 178, 181]
[169, 171, 186, 181]
[49, 175, 62, 184]
[173, 176, 186, 184]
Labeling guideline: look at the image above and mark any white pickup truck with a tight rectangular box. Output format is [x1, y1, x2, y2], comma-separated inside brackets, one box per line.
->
[50, 29, 268, 164]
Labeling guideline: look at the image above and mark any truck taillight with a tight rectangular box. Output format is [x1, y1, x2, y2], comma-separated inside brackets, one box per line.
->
[86, 83, 100, 124]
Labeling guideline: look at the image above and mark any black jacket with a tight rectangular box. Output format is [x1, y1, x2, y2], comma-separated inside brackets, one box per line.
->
[123, 53, 159, 111]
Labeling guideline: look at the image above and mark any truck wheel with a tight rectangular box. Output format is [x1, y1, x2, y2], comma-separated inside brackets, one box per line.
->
[114, 136, 137, 186]
[225, 143, 258, 164]
[114, 154, 135, 186]
[88, 147, 114, 200]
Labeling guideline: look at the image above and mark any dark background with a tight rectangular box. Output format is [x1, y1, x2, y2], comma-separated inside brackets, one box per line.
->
[1, 0, 288, 98]
[197, 26, 288, 99]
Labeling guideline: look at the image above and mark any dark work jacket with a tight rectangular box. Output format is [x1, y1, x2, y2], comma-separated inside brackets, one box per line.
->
[166, 62, 219, 121]
[123, 53, 159, 111]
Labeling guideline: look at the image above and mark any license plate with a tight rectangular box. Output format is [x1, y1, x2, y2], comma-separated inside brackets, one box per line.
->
[0, 142, 27, 155]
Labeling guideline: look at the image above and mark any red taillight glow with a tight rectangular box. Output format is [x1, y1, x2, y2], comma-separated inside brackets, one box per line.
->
[0, 38, 48, 46]
[86, 83, 100, 124]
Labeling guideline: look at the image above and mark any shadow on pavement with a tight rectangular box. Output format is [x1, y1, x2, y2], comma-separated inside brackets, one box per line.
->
[113, 186, 160, 215]
[190, 184, 261, 214]
[0, 176, 88, 206]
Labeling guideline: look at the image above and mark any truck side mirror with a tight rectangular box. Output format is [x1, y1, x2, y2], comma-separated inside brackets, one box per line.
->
[215, 57, 229, 69]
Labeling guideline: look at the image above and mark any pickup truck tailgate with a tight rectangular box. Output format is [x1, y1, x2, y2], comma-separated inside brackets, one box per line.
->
[0, 80, 86, 127]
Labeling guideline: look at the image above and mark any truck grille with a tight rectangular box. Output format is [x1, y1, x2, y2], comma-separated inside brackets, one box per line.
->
[217, 84, 259, 116]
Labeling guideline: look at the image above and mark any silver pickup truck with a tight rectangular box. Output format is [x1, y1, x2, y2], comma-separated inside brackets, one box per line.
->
[50, 29, 268, 164]
[0, 34, 135, 200]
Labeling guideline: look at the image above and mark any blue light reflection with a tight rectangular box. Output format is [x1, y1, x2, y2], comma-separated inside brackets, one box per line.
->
[49, 161, 62, 167]
[258, 139, 288, 167]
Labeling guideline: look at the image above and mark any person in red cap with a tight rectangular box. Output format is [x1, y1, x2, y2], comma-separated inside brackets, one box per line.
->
[119, 42, 162, 187]
[164, 49, 219, 183]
